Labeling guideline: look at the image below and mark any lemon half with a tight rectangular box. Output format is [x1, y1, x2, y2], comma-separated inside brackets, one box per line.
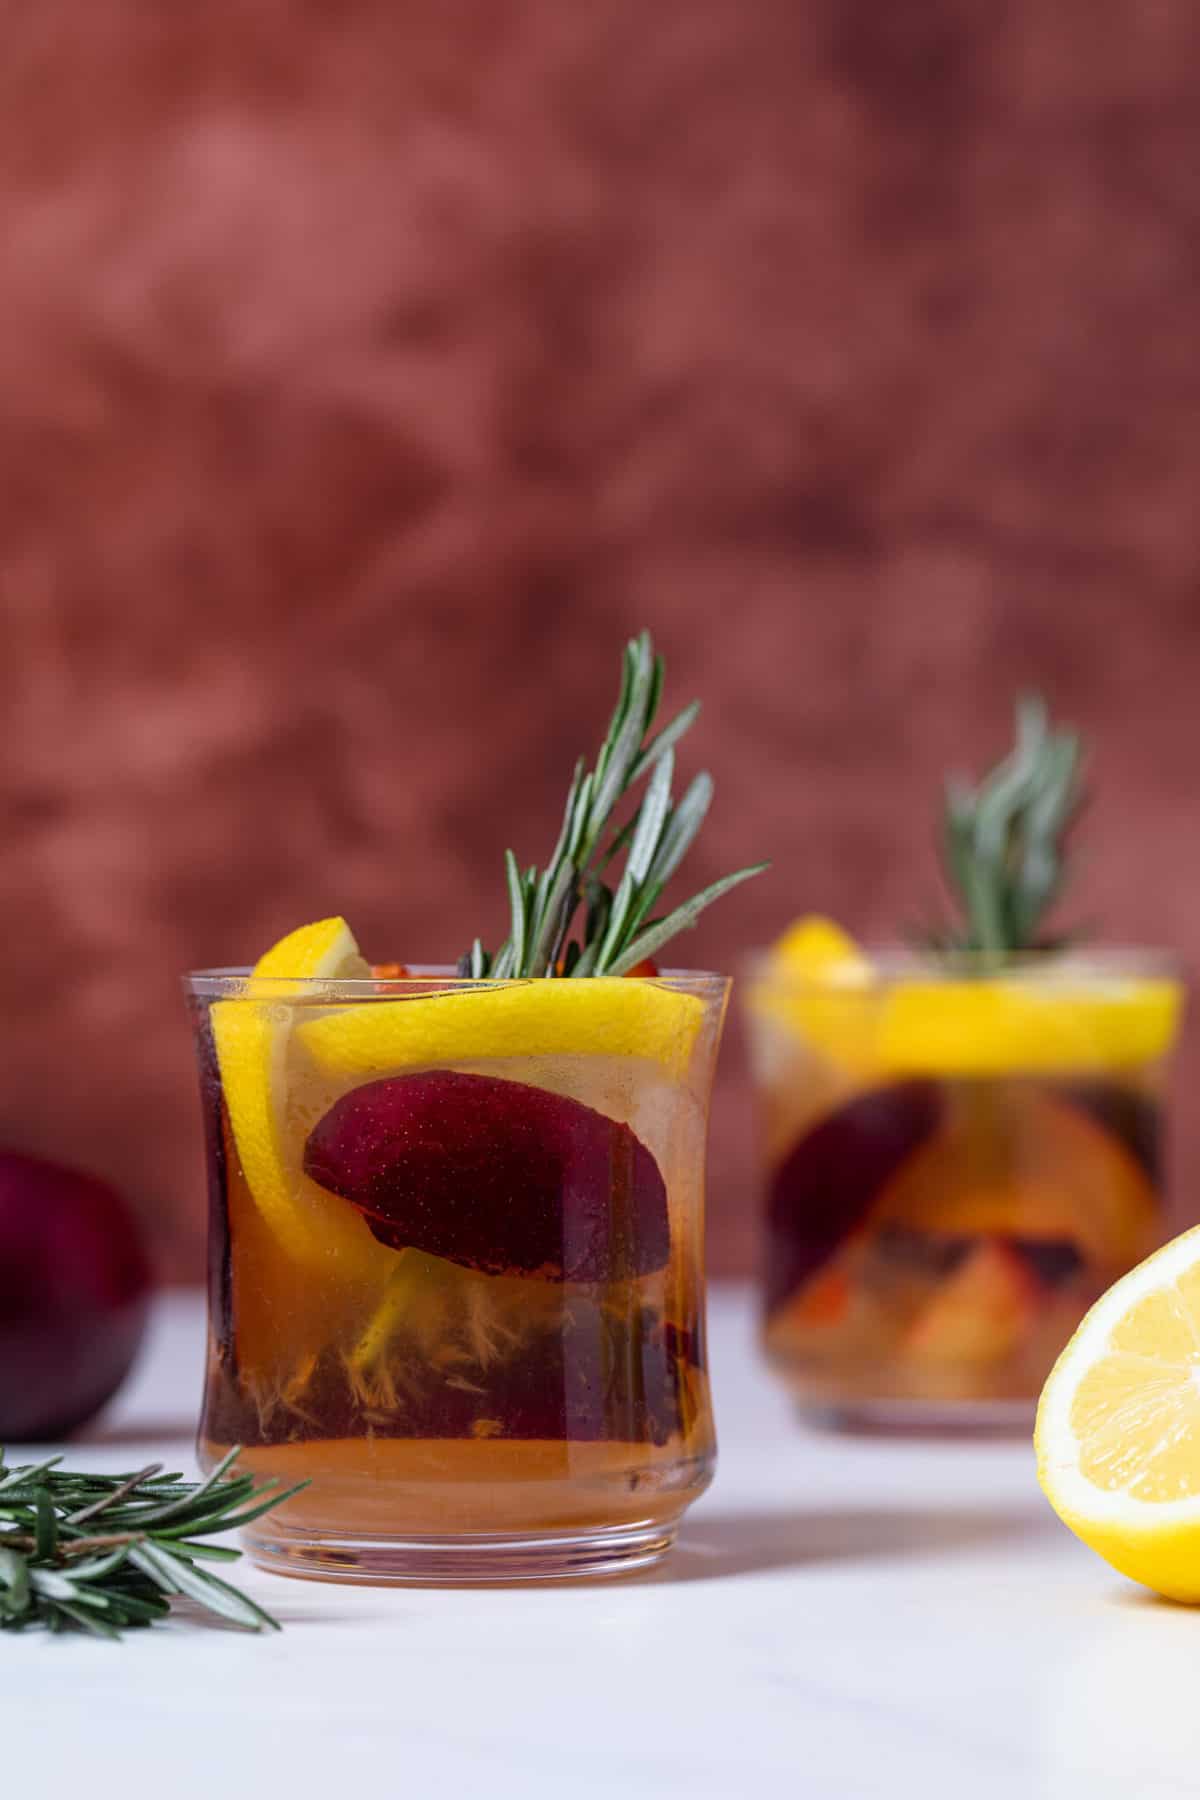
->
[1036, 1227, 1200, 1602]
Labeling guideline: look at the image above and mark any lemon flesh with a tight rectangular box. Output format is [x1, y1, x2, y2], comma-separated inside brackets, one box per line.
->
[210, 917, 388, 1274]
[1036, 1227, 1200, 1602]
[296, 978, 706, 1083]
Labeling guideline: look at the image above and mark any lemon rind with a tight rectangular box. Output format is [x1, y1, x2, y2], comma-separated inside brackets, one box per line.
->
[753, 978, 1181, 1078]
[294, 978, 706, 1082]
[210, 918, 385, 1273]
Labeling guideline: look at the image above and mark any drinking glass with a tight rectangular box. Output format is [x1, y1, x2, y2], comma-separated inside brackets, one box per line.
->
[742, 951, 1184, 1427]
[187, 967, 729, 1580]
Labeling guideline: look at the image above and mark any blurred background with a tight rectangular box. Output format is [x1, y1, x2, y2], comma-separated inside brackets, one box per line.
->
[1, 2, 1197, 1282]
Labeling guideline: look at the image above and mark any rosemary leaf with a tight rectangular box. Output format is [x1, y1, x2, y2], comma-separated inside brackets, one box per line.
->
[627, 748, 674, 886]
[595, 641, 638, 787]
[647, 771, 713, 890]
[607, 863, 770, 974]
[0, 1546, 31, 1614]
[132, 1543, 279, 1632]
[34, 1487, 57, 1559]
[644, 651, 665, 738]
[53, 1600, 121, 1640]
[626, 698, 702, 788]
[0, 1456, 61, 1496]
[595, 867, 639, 973]
[586, 637, 657, 845]
[504, 850, 527, 973]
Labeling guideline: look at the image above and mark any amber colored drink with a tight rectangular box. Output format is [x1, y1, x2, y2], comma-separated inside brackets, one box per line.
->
[188, 970, 728, 1581]
[743, 952, 1184, 1426]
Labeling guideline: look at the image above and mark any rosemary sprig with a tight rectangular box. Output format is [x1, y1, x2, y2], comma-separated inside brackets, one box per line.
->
[461, 631, 767, 977]
[0, 1447, 304, 1639]
[927, 692, 1086, 956]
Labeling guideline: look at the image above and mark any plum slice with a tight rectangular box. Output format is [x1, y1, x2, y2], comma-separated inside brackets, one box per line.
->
[303, 1069, 669, 1282]
[765, 1081, 942, 1314]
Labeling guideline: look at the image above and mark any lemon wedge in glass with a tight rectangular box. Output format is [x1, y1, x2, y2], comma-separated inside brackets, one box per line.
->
[879, 973, 1180, 1076]
[295, 976, 705, 1083]
[210, 917, 389, 1274]
[756, 917, 1180, 1078]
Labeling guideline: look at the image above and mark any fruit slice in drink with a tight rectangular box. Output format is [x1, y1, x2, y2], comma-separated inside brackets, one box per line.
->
[749, 921, 1180, 1416]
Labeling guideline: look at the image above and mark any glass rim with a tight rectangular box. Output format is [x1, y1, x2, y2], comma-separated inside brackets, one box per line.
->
[740, 944, 1184, 991]
[183, 964, 732, 1002]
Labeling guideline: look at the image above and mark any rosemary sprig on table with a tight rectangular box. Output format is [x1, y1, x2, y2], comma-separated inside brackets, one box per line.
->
[0, 1447, 303, 1639]
[461, 631, 767, 977]
[928, 692, 1086, 956]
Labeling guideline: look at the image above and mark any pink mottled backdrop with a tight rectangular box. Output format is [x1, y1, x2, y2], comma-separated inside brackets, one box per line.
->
[1, 3, 1198, 1278]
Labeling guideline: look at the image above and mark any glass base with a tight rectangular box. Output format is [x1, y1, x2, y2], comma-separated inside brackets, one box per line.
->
[245, 1517, 681, 1585]
[806, 1395, 1036, 1436]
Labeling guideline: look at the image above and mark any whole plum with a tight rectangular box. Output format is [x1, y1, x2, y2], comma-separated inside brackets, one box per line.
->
[0, 1151, 153, 1439]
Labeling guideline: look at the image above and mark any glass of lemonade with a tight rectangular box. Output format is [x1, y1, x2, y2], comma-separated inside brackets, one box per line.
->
[188, 963, 729, 1581]
[743, 944, 1184, 1427]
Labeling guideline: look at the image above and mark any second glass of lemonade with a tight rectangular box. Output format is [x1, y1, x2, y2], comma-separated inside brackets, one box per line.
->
[744, 945, 1184, 1427]
[189, 966, 729, 1581]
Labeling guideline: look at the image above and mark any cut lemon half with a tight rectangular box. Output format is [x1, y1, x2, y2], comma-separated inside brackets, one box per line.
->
[1036, 1226, 1200, 1602]
[295, 977, 706, 1083]
[211, 917, 388, 1275]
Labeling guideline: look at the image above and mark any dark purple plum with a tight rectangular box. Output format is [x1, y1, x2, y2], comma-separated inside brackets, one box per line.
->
[304, 1070, 670, 1282]
[765, 1081, 942, 1313]
[0, 1151, 153, 1439]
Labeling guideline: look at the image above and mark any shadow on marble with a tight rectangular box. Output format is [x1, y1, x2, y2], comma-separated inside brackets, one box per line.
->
[164, 1594, 377, 1632]
[74, 1416, 199, 1448]
[652, 1503, 1052, 1583]
[1108, 1584, 1200, 1614]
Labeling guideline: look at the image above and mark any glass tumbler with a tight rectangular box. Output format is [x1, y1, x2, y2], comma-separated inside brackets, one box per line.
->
[742, 951, 1185, 1428]
[186, 967, 729, 1581]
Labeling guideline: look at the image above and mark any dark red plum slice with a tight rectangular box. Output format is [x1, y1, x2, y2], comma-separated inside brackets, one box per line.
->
[304, 1069, 670, 1282]
[765, 1081, 942, 1314]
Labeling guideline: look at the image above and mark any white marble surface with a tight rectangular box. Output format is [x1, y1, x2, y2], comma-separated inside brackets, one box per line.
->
[5, 1287, 1197, 1798]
